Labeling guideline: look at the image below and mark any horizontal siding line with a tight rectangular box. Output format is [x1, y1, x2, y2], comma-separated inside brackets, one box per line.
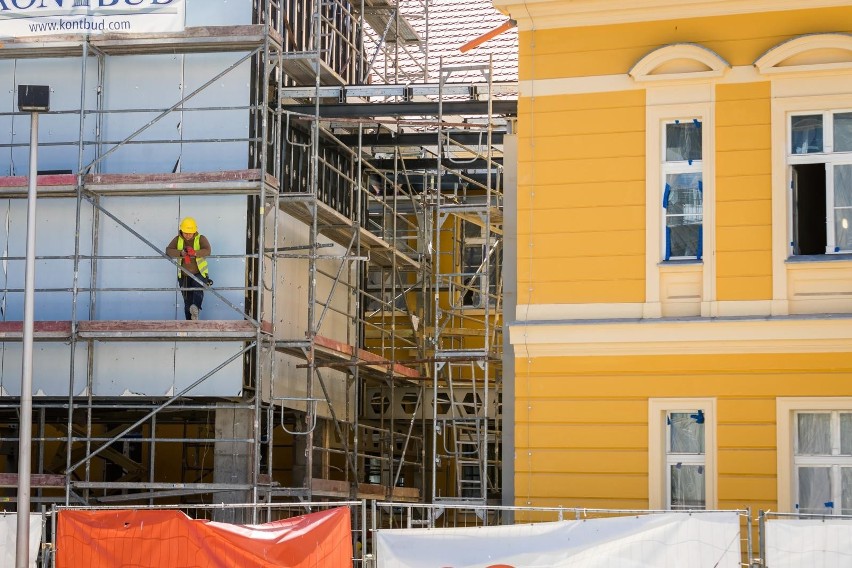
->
[715, 196, 773, 202]
[517, 205, 645, 212]
[514, 448, 647, 452]
[519, 257, 646, 263]
[517, 155, 645, 164]
[517, 179, 646, 186]
[716, 245, 772, 250]
[514, 369, 852, 377]
[515, 181, 646, 189]
[518, 398, 654, 402]
[520, 421, 648, 426]
[718, 473, 776, 479]
[517, 227, 645, 234]
[517, 104, 647, 113]
[517, 279, 646, 285]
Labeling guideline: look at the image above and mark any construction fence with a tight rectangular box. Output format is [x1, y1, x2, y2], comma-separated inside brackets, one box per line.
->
[4, 502, 851, 567]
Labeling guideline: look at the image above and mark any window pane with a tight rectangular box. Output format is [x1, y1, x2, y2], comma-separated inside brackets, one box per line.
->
[665, 174, 703, 219]
[665, 173, 703, 258]
[666, 122, 702, 162]
[834, 210, 852, 252]
[835, 112, 852, 152]
[669, 412, 705, 453]
[844, 468, 852, 515]
[797, 413, 831, 455]
[670, 464, 705, 510]
[798, 466, 832, 514]
[792, 114, 823, 154]
[842, 414, 852, 456]
[666, 224, 701, 259]
[835, 165, 852, 208]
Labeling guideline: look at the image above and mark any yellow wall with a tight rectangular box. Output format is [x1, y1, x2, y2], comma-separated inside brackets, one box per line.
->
[715, 82, 772, 301]
[517, 90, 646, 305]
[518, 6, 852, 81]
[515, 6, 852, 307]
[514, 352, 852, 510]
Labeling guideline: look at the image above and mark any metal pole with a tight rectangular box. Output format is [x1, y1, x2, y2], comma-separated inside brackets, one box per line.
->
[16, 110, 39, 568]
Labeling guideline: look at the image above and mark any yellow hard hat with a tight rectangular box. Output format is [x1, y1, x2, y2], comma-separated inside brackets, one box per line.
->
[180, 217, 197, 233]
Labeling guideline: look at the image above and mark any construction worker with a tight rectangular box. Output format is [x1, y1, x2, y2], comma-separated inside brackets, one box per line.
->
[166, 217, 212, 320]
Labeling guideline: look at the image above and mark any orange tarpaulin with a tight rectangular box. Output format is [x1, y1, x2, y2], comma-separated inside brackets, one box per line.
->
[56, 506, 353, 568]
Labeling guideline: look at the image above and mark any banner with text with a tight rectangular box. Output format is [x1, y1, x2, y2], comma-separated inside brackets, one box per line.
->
[0, 0, 185, 38]
[376, 512, 741, 568]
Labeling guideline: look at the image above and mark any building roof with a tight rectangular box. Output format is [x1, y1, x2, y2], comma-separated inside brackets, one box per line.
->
[367, 0, 518, 84]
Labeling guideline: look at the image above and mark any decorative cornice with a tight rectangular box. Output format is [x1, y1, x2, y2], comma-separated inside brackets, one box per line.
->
[630, 43, 730, 83]
[754, 33, 852, 75]
[509, 317, 852, 357]
[492, 0, 852, 31]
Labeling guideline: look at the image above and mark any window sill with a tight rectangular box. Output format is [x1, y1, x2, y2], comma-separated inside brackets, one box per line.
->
[658, 259, 703, 267]
[786, 254, 852, 264]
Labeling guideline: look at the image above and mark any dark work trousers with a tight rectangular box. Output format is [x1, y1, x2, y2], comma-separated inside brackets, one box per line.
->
[178, 272, 205, 320]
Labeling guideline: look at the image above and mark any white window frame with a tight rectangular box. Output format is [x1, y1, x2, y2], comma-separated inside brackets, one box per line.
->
[778, 398, 852, 514]
[662, 119, 704, 261]
[649, 398, 717, 510]
[787, 109, 852, 255]
[645, 98, 715, 319]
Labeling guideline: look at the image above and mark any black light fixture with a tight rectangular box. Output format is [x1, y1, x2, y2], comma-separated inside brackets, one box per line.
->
[17, 85, 50, 113]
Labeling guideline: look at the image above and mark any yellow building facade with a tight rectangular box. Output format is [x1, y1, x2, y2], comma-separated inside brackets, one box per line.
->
[493, 0, 852, 514]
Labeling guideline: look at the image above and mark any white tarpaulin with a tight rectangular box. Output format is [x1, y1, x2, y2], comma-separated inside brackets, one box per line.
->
[0, 0, 185, 38]
[0, 513, 43, 568]
[376, 512, 741, 568]
[766, 518, 852, 567]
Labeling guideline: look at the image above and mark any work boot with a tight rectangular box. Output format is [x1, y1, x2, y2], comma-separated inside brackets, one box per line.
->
[189, 304, 199, 321]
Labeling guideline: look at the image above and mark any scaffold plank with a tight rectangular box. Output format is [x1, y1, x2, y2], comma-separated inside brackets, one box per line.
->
[0, 321, 71, 340]
[313, 334, 422, 379]
[0, 320, 270, 341]
[276, 334, 421, 380]
[78, 320, 270, 340]
[0, 473, 66, 488]
[0, 169, 277, 197]
[310, 477, 420, 501]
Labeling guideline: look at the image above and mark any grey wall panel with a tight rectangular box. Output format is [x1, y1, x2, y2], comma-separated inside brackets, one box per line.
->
[0, 342, 242, 398]
[1, 342, 88, 397]
[101, 54, 183, 174]
[92, 341, 176, 396]
[185, 0, 253, 27]
[96, 195, 182, 320]
[8, 58, 99, 175]
[3, 198, 94, 321]
[174, 342, 244, 396]
[91, 341, 242, 397]
[0, 61, 14, 175]
[180, 52, 250, 171]
[95, 195, 246, 321]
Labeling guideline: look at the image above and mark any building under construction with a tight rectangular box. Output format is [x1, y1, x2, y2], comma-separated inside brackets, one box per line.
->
[0, 0, 516, 518]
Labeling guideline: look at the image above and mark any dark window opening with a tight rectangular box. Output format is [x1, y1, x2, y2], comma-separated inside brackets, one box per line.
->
[792, 163, 827, 255]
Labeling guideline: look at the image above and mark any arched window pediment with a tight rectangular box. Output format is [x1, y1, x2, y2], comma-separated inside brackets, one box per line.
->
[630, 44, 730, 83]
[755, 33, 852, 75]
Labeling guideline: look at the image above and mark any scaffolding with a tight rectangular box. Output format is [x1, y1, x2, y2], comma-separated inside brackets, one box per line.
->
[0, 0, 514, 513]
